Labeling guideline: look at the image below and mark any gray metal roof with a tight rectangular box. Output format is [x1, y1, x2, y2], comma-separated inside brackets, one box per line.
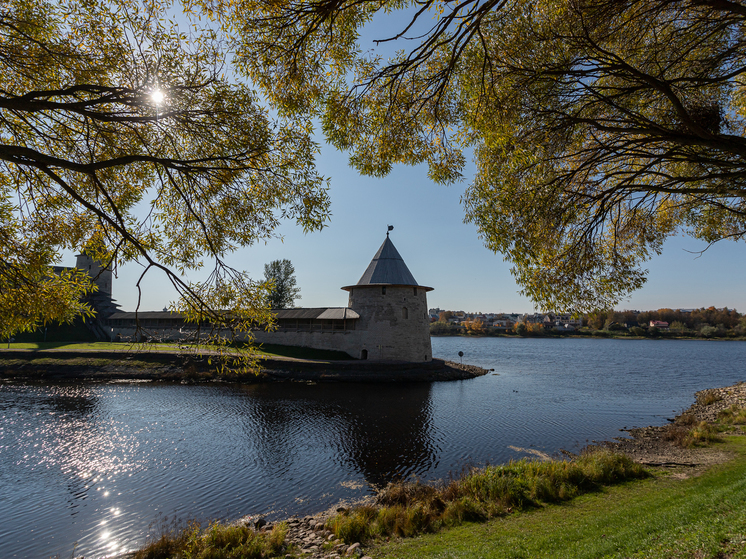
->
[108, 311, 182, 320]
[342, 236, 433, 291]
[272, 308, 359, 320]
[272, 308, 327, 320]
[108, 308, 360, 321]
[317, 308, 360, 320]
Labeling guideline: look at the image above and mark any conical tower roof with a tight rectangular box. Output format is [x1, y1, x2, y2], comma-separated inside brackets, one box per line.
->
[342, 236, 433, 291]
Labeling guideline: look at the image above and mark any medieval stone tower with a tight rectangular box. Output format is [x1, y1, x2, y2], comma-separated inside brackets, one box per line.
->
[342, 233, 433, 362]
[75, 252, 113, 296]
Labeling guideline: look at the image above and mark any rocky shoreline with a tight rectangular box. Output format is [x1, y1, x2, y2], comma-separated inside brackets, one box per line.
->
[0, 350, 489, 383]
[234, 512, 375, 559]
[594, 381, 746, 470]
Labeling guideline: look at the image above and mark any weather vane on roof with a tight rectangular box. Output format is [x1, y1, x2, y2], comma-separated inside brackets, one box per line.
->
[387, 225, 394, 237]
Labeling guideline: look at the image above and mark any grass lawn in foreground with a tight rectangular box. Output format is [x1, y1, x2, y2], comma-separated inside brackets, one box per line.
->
[371, 437, 746, 559]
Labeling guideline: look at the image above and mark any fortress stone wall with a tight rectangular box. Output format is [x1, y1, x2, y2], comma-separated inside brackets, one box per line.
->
[344, 285, 432, 361]
[107, 234, 434, 362]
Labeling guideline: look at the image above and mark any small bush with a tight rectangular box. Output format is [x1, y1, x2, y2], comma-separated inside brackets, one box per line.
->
[664, 421, 722, 448]
[718, 405, 746, 425]
[326, 506, 376, 543]
[377, 480, 439, 507]
[676, 413, 697, 426]
[688, 421, 722, 446]
[441, 497, 487, 525]
[697, 392, 723, 406]
[699, 325, 718, 338]
[134, 528, 195, 559]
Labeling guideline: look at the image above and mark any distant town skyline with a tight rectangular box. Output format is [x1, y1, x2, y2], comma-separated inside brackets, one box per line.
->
[78, 142, 746, 315]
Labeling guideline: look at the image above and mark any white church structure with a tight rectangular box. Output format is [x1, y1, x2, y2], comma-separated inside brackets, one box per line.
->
[104, 233, 434, 362]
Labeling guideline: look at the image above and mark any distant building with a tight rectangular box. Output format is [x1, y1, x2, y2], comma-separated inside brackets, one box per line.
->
[53, 252, 120, 340]
[650, 320, 669, 329]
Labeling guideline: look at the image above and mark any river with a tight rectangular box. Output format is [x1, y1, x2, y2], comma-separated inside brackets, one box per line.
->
[1, 337, 744, 558]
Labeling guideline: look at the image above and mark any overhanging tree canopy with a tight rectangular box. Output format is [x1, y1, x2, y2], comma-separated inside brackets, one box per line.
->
[1, 0, 329, 343]
[217, 0, 746, 311]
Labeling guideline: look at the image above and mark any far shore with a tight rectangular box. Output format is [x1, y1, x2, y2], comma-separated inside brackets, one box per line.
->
[430, 331, 746, 341]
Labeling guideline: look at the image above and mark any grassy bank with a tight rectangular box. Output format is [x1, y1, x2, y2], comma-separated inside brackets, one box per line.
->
[129, 439, 746, 559]
[0, 341, 352, 361]
[326, 450, 647, 543]
[133, 521, 289, 559]
[369, 436, 746, 559]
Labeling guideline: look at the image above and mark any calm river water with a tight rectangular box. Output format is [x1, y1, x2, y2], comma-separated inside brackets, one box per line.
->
[1, 337, 745, 558]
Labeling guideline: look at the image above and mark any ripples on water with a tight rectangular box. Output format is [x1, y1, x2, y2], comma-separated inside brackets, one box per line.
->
[1, 338, 744, 558]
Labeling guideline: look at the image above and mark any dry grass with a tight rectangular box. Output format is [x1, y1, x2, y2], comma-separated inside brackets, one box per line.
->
[325, 449, 647, 544]
[718, 405, 746, 425]
[664, 420, 722, 448]
[132, 520, 287, 559]
[697, 391, 723, 406]
[676, 413, 697, 426]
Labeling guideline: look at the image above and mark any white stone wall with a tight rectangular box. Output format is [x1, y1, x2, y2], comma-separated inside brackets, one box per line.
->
[252, 330, 362, 358]
[347, 285, 432, 362]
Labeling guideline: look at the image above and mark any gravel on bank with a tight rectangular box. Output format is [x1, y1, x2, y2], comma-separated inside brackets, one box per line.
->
[595, 381, 746, 469]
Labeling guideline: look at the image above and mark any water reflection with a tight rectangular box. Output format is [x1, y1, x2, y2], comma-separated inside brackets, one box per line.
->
[0, 384, 146, 557]
[237, 382, 435, 487]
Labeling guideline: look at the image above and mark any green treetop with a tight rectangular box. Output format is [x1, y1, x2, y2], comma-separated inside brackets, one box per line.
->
[0, 0, 329, 344]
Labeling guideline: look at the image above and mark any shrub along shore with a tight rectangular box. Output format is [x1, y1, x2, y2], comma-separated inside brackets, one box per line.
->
[130, 382, 746, 559]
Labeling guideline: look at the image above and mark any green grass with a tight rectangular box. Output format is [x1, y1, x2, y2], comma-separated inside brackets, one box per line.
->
[369, 436, 746, 559]
[2, 341, 181, 351]
[719, 405, 746, 425]
[326, 450, 648, 545]
[2, 341, 352, 361]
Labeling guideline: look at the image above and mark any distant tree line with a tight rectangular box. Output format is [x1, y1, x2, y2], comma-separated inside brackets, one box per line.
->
[430, 307, 746, 339]
[587, 307, 745, 333]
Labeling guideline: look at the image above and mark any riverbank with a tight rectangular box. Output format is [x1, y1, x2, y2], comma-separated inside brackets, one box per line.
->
[0, 349, 489, 383]
[129, 381, 746, 559]
[285, 382, 746, 559]
[595, 382, 746, 470]
[372, 436, 746, 559]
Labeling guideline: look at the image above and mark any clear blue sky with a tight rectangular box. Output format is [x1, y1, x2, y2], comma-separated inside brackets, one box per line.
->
[101, 139, 746, 314]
